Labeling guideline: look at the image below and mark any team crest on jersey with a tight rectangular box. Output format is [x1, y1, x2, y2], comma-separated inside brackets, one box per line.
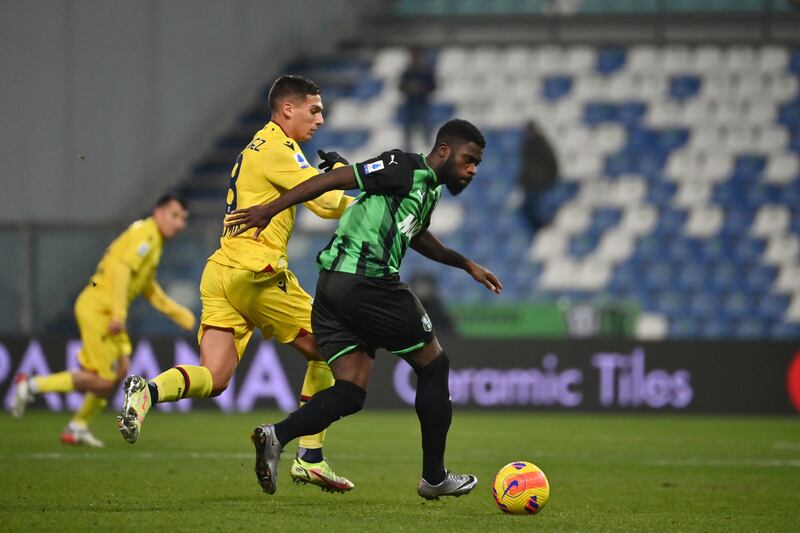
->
[295, 153, 310, 169]
[421, 314, 432, 332]
[363, 160, 385, 174]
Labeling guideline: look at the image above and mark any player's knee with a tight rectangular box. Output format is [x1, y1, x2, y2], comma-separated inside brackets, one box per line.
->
[210, 379, 229, 397]
[96, 379, 117, 398]
[414, 351, 450, 379]
[335, 380, 366, 417]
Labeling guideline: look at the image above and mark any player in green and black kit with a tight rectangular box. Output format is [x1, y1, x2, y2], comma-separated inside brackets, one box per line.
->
[225, 119, 502, 499]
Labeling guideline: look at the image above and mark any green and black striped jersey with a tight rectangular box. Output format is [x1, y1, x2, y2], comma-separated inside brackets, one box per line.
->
[317, 150, 441, 278]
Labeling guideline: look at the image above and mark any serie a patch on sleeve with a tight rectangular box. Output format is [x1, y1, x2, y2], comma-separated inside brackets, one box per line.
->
[136, 242, 151, 257]
[295, 153, 311, 169]
[363, 160, 385, 174]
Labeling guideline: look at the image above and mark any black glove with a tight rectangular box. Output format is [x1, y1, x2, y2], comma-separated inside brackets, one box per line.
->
[317, 150, 349, 173]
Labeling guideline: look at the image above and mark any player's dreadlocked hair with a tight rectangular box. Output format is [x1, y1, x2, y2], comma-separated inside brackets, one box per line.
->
[268, 75, 321, 111]
[434, 119, 486, 149]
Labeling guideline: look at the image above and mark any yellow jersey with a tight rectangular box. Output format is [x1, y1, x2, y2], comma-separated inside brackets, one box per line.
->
[89, 217, 163, 319]
[210, 121, 345, 273]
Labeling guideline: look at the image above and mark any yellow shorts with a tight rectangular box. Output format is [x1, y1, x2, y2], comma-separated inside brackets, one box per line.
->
[198, 260, 313, 358]
[74, 287, 132, 381]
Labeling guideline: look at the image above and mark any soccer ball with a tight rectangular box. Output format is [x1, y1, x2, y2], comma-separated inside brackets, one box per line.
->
[492, 461, 550, 514]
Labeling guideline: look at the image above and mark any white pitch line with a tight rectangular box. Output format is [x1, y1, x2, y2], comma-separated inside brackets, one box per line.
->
[773, 441, 800, 451]
[649, 458, 800, 468]
[7, 451, 253, 461]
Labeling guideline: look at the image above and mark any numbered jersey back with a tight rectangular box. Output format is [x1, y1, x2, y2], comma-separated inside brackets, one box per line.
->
[210, 121, 318, 273]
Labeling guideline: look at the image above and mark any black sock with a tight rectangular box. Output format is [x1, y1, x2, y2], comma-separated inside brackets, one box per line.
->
[147, 382, 159, 404]
[414, 352, 452, 485]
[299, 447, 324, 463]
[274, 380, 366, 447]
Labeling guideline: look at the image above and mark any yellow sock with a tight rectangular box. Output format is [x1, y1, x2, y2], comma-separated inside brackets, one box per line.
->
[151, 365, 213, 402]
[71, 393, 108, 427]
[32, 371, 74, 393]
[298, 361, 334, 450]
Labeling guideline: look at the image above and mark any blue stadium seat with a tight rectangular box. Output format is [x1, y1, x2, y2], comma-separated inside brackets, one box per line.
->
[745, 264, 777, 292]
[655, 288, 684, 315]
[722, 291, 752, 320]
[790, 48, 800, 76]
[645, 181, 677, 204]
[688, 292, 719, 320]
[618, 101, 648, 126]
[677, 262, 708, 290]
[734, 238, 766, 266]
[669, 75, 702, 102]
[778, 99, 800, 128]
[758, 293, 789, 320]
[703, 318, 734, 338]
[670, 317, 702, 338]
[733, 155, 767, 180]
[789, 128, 800, 153]
[596, 47, 627, 75]
[569, 232, 601, 259]
[771, 322, 800, 339]
[736, 318, 768, 339]
[542, 75, 573, 102]
[655, 209, 687, 237]
[669, 237, 704, 262]
[631, 236, 663, 262]
[702, 238, 735, 264]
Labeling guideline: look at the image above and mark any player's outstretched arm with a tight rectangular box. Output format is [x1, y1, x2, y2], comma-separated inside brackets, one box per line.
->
[225, 165, 358, 238]
[143, 280, 196, 331]
[410, 229, 503, 294]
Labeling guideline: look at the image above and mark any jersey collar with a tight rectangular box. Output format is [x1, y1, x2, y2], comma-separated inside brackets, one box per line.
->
[421, 154, 440, 186]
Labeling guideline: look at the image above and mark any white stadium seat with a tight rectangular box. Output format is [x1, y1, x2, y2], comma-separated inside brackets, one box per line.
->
[751, 204, 791, 237]
[763, 235, 800, 266]
[764, 154, 800, 184]
[684, 204, 724, 238]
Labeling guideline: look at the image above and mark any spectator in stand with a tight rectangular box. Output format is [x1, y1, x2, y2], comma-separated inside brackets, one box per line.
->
[399, 48, 436, 152]
[517, 120, 559, 235]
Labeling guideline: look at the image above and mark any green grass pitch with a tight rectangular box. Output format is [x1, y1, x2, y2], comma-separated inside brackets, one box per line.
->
[1, 410, 799, 532]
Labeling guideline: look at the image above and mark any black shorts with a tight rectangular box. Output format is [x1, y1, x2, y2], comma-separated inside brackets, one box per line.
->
[312, 270, 435, 364]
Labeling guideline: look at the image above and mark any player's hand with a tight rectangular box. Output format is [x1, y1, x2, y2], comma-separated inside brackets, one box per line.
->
[317, 150, 349, 173]
[466, 261, 503, 294]
[224, 204, 277, 239]
[108, 319, 125, 335]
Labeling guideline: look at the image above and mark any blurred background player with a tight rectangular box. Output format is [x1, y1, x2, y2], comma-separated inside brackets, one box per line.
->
[225, 119, 502, 499]
[117, 75, 355, 492]
[11, 194, 195, 447]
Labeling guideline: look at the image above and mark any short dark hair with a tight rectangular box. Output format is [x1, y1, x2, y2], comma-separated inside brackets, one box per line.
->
[268, 75, 321, 111]
[434, 119, 486, 149]
[155, 192, 187, 210]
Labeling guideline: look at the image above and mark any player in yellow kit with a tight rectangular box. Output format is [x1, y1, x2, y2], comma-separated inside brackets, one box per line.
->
[118, 75, 355, 492]
[11, 194, 195, 447]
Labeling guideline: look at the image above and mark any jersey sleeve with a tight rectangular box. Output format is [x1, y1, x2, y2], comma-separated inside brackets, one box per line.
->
[263, 144, 319, 191]
[352, 150, 416, 196]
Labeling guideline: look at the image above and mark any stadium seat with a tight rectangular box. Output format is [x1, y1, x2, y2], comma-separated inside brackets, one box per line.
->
[176, 41, 800, 340]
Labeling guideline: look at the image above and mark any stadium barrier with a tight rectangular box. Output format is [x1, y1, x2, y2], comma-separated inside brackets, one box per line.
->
[1, 336, 798, 414]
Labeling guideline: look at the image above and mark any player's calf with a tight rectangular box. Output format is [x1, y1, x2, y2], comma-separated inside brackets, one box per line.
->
[11, 373, 34, 418]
